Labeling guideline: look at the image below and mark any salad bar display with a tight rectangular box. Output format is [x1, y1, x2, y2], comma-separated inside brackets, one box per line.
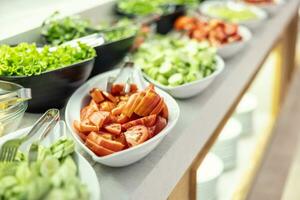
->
[0, 0, 292, 198]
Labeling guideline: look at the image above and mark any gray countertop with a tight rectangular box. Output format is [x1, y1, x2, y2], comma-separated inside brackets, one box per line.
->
[6, 0, 300, 199]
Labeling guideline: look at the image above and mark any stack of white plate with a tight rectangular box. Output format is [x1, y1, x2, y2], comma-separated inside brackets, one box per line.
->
[212, 118, 242, 171]
[197, 153, 224, 200]
[234, 93, 257, 136]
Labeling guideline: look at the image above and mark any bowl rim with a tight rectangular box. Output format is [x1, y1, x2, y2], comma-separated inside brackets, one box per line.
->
[241, 0, 285, 7]
[0, 57, 95, 79]
[142, 55, 225, 90]
[199, 1, 268, 23]
[65, 69, 180, 161]
[0, 80, 28, 119]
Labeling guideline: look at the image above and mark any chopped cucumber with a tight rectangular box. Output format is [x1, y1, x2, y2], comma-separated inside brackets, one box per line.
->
[168, 73, 184, 86]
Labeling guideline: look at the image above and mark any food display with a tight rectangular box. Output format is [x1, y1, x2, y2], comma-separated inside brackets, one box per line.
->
[0, 138, 89, 200]
[174, 16, 242, 46]
[96, 19, 138, 43]
[0, 43, 96, 76]
[42, 12, 137, 45]
[73, 84, 168, 156]
[117, 0, 198, 16]
[133, 35, 217, 87]
[244, 0, 275, 4]
[204, 3, 259, 23]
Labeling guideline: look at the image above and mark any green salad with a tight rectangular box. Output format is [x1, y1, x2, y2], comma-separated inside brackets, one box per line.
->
[133, 36, 217, 87]
[0, 42, 96, 76]
[0, 138, 89, 200]
[117, 0, 199, 16]
[41, 12, 95, 45]
[42, 12, 137, 45]
[207, 5, 258, 22]
[97, 19, 138, 43]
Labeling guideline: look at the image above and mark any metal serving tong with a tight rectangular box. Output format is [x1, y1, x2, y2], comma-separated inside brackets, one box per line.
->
[106, 61, 135, 94]
[0, 109, 60, 162]
[0, 88, 31, 110]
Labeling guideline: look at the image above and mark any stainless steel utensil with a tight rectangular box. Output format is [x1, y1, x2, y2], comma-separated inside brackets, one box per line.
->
[0, 109, 59, 162]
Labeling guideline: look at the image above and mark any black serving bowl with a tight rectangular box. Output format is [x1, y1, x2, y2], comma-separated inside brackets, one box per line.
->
[0, 58, 95, 113]
[91, 34, 136, 77]
[114, 4, 186, 34]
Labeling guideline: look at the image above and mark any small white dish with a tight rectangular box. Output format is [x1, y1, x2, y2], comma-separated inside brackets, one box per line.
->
[0, 121, 101, 200]
[199, 1, 268, 30]
[197, 153, 224, 200]
[241, 0, 285, 14]
[212, 118, 241, 170]
[143, 56, 225, 99]
[217, 26, 252, 59]
[65, 69, 180, 167]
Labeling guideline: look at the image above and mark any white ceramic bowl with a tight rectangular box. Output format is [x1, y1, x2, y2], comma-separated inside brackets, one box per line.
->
[143, 56, 224, 99]
[242, 0, 285, 14]
[199, 1, 268, 30]
[212, 118, 241, 170]
[197, 153, 224, 200]
[0, 121, 101, 200]
[217, 26, 252, 59]
[65, 69, 180, 167]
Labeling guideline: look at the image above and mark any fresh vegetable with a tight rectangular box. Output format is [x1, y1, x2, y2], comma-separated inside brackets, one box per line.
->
[175, 16, 242, 46]
[244, 0, 274, 4]
[206, 4, 259, 23]
[42, 12, 137, 45]
[117, 0, 198, 16]
[133, 35, 217, 86]
[73, 84, 168, 157]
[0, 138, 89, 200]
[0, 42, 96, 76]
[42, 12, 95, 45]
[96, 19, 138, 43]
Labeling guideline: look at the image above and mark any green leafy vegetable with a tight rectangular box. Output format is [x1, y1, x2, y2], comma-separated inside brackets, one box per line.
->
[133, 35, 217, 86]
[117, 0, 199, 16]
[41, 12, 95, 45]
[0, 42, 96, 76]
[97, 18, 138, 43]
[0, 138, 89, 200]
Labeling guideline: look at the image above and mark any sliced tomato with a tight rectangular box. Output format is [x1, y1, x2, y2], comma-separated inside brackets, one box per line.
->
[124, 125, 149, 147]
[111, 101, 126, 116]
[224, 23, 238, 36]
[115, 133, 128, 147]
[111, 84, 125, 95]
[99, 131, 114, 140]
[104, 123, 122, 135]
[150, 98, 164, 115]
[73, 120, 82, 132]
[80, 104, 98, 121]
[102, 91, 118, 103]
[87, 132, 124, 152]
[134, 89, 161, 116]
[154, 116, 167, 135]
[175, 16, 195, 30]
[122, 115, 157, 130]
[80, 120, 98, 132]
[148, 125, 156, 139]
[130, 84, 138, 93]
[86, 138, 115, 156]
[89, 111, 110, 129]
[90, 88, 105, 103]
[192, 29, 207, 41]
[99, 101, 115, 112]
